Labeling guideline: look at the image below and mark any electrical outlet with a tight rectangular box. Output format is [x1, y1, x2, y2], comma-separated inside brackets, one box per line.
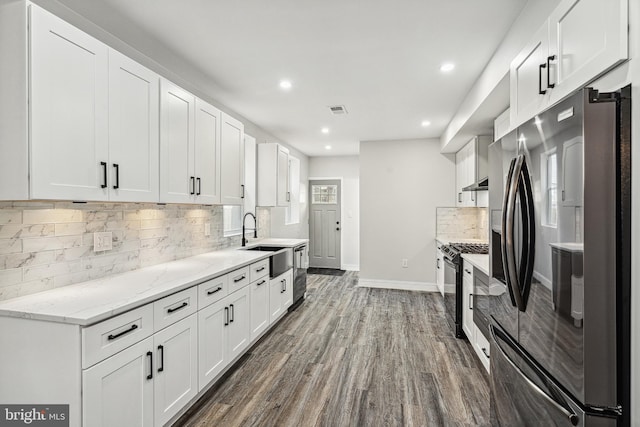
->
[94, 232, 113, 252]
[402, 259, 408, 268]
[204, 223, 211, 237]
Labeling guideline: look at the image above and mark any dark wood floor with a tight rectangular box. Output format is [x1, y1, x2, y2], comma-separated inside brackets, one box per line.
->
[179, 272, 491, 427]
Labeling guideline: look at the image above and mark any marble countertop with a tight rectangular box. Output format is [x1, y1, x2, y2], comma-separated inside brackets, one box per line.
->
[461, 254, 489, 276]
[0, 238, 308, 326]
[436, 237, 488, 246]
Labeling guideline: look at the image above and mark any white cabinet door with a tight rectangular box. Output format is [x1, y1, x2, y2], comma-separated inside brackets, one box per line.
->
[548, 0, 628, 105]
[269, 275, 284, 322]
[510, 22, 551, 128]
[244, 134, 257, 215]
[153, 314, 198, 427]
[220, 112, 245, 205]
[108, 50, 159, 202]
[281, 270, 294, 310]
[250, 277, 270, 340]
[194, 99, 221, 204]
[82, 337, 154, 427]
[464, 142, 477, 207]
[227, 286, 250, 361]
[462, 261, 474, 340]
[455, 149, 465, 207]
[197, 298, 228, 391]
[30, 5, 109, 201]
[160, 79, 195, 203]
[276, 145, 290, 207]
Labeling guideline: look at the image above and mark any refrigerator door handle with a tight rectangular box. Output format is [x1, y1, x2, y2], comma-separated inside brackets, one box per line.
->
[502, 157, 521, 308]
[490, 325, 579, 426]
[517, 158, 536, 311]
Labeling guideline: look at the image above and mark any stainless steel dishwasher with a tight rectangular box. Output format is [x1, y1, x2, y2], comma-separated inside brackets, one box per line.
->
[290, 244, 307, 311]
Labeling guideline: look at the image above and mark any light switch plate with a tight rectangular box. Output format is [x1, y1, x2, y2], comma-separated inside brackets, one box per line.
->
[94, 232, 113, 252]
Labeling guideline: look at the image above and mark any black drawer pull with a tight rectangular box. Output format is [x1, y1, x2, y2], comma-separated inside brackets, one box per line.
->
[146, 351, 153, 380]
[481, 348, 490, 359]
[257, 280, 266, 286]
[233, 274, 246, 283]
[207, 287, 223, 295]
[167, 301, 188, 313]
[190, 176, 195, 195]
[157, 345, 164, 372]
[196, 177, 201, 195]
[465, 269, 471, 274]
[100, 161, 107, 188]
[229, 304, 234, 322]
[107, 324, 138, 340]
[256, 266, 266, 272]
[224, 307, 229, 326]
[113, 163, 119, 189]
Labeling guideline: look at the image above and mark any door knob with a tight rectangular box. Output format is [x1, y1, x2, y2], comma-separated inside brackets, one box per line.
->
[336, 227, 340, 231]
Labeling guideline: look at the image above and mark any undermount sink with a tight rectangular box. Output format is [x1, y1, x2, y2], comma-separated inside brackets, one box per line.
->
[245, 246, 286, 252]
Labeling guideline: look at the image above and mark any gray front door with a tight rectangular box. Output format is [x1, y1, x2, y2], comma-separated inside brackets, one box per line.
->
[309, 179, 341, 269]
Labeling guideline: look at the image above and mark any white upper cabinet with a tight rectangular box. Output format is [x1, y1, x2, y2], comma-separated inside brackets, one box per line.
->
[108, 50, 159, 202]
[30, 5, 109, 201]
[548, 0, 628, 106]
[160, 79, 196, 203]
[257, 143, 291, 207]
[194, 99, 222, 204]
[455, 137, 489, 208]
[510, 0, 627, 127]
[220, 113, 245, 205]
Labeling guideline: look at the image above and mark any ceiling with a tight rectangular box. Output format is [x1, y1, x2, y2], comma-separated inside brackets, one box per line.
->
[55, 0, 527, 157]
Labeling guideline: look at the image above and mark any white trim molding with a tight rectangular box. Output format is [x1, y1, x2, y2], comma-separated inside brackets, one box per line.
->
[358, 278, 438, 293]
[342, 264, 360, 272]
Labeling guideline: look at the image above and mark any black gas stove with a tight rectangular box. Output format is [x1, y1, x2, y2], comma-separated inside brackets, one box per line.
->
[442, 242, 488, 338]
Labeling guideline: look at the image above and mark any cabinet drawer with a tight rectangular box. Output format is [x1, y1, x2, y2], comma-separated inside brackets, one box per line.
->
[82, 304, 154, 369]
[250, 259, 269, 282]
[228, 266, 250, 294]
[153, 287, 198, 332]
[198, 274, 229, 309]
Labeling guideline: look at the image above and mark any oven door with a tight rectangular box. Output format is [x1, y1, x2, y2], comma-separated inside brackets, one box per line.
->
[443, 257, 459, 336]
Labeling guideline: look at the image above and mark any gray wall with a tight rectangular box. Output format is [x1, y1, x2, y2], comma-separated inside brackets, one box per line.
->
[360, 139, 455, 283]
[309, 156, 360, 270]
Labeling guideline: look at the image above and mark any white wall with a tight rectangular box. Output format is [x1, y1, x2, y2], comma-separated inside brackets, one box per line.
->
[309, 156, 360, 270]
[360, 139, 455, 285]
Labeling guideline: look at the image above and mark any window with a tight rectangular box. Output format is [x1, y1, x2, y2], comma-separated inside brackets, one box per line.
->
[223, 205, 243, 236]
[541, 149, 558, 227]
[285, 156, 301, 225]
[311, 184, 337, 204]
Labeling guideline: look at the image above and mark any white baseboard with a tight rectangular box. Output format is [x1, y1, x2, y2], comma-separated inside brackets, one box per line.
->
[342, 264, 360, 271]
[534, 271, 552, 290]
[358, 278, 438, 292]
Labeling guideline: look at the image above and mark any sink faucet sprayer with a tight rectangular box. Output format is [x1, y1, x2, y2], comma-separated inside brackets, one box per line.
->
[242, 212, 257, 247]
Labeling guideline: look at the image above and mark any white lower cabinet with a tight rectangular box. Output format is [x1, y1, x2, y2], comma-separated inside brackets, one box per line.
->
[249, 277, 270, 340]
[462, 261, 474, 341]
[269, 269, 293, 323]
[436, 242, 445, 297]
[198, 286, 251, 391]
[473, 325, 491, 373]
[83, 314, 198, 427]
[153, 315, 198, 426]
[83, 337, 154, 427]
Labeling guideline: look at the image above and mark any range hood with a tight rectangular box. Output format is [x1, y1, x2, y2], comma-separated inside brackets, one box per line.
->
[462, 176, 488, 191]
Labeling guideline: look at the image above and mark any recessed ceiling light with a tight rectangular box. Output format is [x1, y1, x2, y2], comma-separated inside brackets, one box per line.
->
[421, 120, 431, 127]
[279, 80, 292, 90]
[325, 145, 332, 150]
[440, 63, 455, 73]
[321, 127, 330, 134]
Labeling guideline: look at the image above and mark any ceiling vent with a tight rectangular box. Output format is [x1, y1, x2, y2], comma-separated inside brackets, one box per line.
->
[328, 105, 348, 115]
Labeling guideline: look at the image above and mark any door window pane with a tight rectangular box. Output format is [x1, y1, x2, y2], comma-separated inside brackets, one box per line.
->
[311, 185, 337, 204]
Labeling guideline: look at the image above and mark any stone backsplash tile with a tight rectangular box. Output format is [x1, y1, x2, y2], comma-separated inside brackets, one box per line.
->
[0, 202, 272, 301]
[436, 207, 489, 241]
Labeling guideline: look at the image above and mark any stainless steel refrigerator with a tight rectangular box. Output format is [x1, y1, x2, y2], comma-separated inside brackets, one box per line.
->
[488, 86, 631, 426]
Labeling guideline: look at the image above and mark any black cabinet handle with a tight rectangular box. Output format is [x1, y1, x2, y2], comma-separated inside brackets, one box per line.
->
[287, 191, 290, 202]
[281, 279, 285, 293]
[100, 162, 107, 188]
[283, 279, 286, 291]
[196, 177, 201, 195]
[190, 176, 195, 195]
[207, 287, 222, 295]
[167, 301, 188, 313]
[257, 280, 266, 286]
[241, 184, 245, 198]
[546, 55, 556, 89]
[458, 192, 462, 203]
[256, 266, 265, 272]
[469, 294, 473, 310]
[224, 307, 229, 326]
[157, 345, 164, 372]
[229, 304, 234, 322]
[436, 259, 440, 269]
[107, 324, 138, 340]
[146, 351, 153, 380]
[481, 348, 490, 359]
[539, 63, 547, 95]
[233, 274, 246, 283]
[465, 269, 472, 274]
[112, 163, 119, 189]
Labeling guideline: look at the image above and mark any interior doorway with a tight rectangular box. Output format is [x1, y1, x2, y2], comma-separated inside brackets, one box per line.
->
[308, 179, 341, 269]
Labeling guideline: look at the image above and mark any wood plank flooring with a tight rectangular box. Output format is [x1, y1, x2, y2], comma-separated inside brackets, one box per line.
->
[178, 272, 491, 427]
